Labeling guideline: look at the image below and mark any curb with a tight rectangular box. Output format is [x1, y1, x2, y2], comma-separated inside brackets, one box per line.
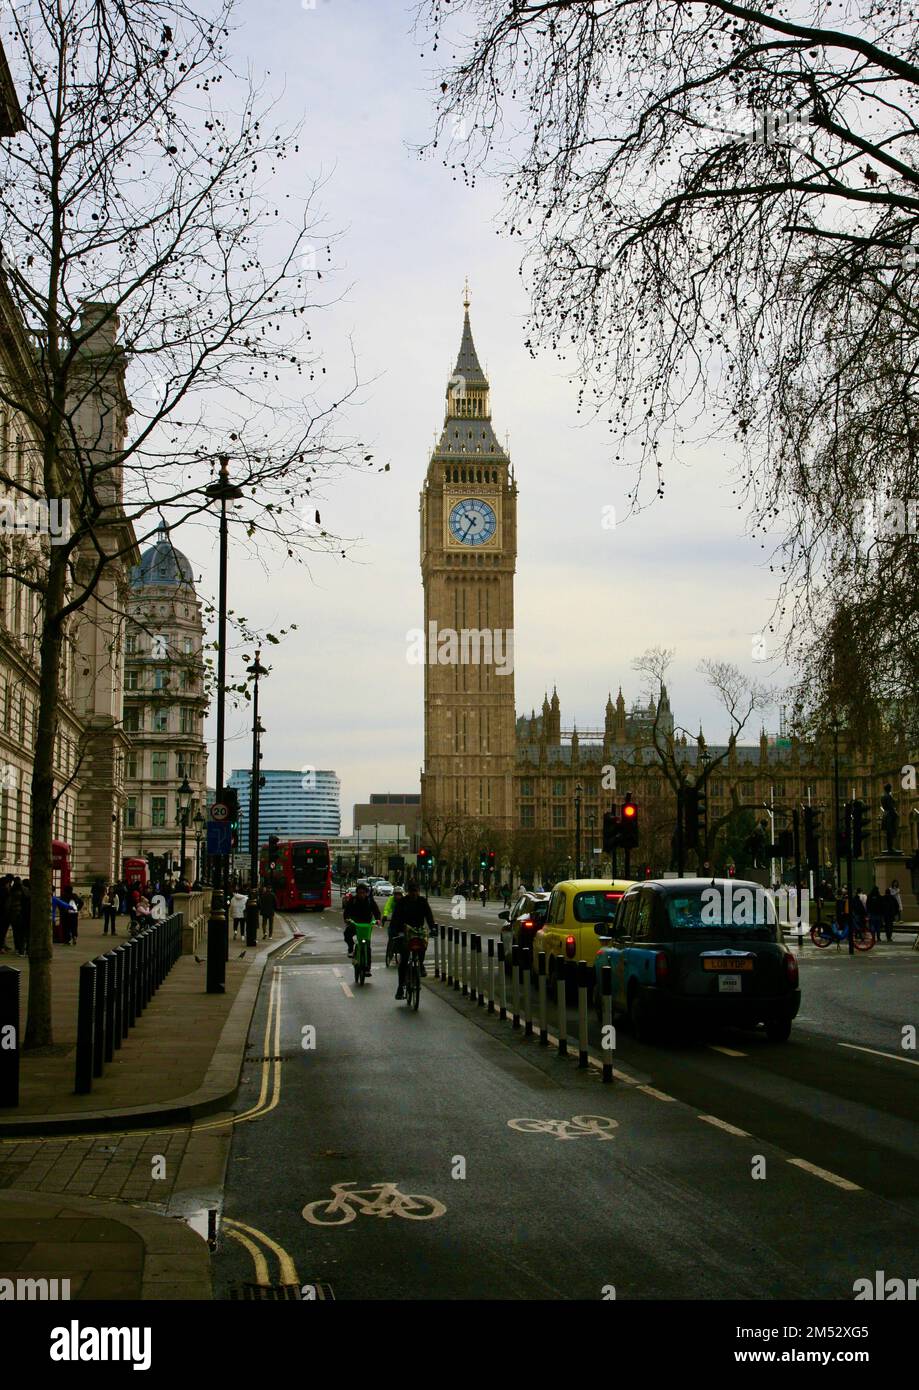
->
[0, 930, 295, 1138]
[0, 1187, 212, 1300]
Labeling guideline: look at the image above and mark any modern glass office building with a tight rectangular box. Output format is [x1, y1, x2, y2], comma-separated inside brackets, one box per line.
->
[228, 768, 341, 847]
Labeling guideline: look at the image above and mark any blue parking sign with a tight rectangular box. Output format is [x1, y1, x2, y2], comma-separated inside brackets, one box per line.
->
[207, 820, 232, 856]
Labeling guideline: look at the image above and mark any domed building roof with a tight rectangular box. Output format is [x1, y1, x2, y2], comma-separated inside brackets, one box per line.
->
[130, 525, 195, 588]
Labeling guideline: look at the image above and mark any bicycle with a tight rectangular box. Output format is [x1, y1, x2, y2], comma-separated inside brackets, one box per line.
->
[384, 923, 396, 968]
[347, 921, 372, 984]
[810, 918, 874, 951]
[403, 935, 425, 1010]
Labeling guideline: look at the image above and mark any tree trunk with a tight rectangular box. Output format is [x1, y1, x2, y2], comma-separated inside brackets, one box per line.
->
[24, 547, 68, 1050]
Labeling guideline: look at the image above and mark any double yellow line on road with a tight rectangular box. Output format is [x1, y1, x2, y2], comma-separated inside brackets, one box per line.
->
[223, 1216, 299, 1287]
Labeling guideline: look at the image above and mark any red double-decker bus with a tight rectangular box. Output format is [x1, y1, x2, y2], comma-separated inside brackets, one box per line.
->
[260, 839, 332, 912]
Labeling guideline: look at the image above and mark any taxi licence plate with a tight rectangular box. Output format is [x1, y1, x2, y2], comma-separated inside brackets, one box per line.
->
[703, 958, 754, 971]
[718, 975, 742, 993]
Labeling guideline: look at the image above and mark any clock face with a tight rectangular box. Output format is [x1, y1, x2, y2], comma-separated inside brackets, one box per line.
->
[448, 498, 497, 547]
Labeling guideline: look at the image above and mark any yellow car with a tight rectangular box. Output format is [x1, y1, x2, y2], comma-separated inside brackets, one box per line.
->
[532, 879, 635, 999]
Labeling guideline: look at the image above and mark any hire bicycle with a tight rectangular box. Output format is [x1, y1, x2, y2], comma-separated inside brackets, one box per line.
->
[810, 918, 874, 951]
[347, 921, 373, 984]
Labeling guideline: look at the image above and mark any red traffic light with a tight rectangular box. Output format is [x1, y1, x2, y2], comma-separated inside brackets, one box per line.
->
[418, 848, 428, 859]
[622, 803, 636, 819]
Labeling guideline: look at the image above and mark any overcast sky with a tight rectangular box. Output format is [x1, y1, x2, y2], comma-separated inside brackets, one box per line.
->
[164, 0, 790, 833]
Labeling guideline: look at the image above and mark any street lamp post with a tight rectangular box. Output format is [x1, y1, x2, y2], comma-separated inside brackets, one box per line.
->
[247, 651, 268, 889]
[193, 810, 204, 886]
[177, 775, 192, 887]
[205, 455, 243, 992]
[575, 782, 583, 879]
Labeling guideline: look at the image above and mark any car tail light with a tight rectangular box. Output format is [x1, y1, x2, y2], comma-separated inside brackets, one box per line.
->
[520, 917, 534, 931]
[655, 951, 669, 982]
[565, 935, 576, 958]
[785, 953, 799, 986]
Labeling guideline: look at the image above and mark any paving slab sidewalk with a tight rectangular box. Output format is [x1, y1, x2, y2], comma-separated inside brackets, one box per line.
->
[0, 912, 295, 1133]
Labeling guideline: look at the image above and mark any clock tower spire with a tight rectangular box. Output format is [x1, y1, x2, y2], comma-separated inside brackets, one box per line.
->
[420, 299, 518, 838]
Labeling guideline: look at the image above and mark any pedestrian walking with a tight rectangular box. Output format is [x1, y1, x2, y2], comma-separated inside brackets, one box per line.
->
[890, 878, 904, 922]
[101, 884, 118, 935]
[479, 882, 487, 907]
[881, 887, 899, 943]
[501, 882, 511, 909]
[230, 889, 248, 940]
[0, 874, 12, 952]
[866, 885, 884, 943]
[10, 879, 28, 955]
[54, 888, 80, 945]
[258, 884, 277, 939]
[90, 875, 105, 919]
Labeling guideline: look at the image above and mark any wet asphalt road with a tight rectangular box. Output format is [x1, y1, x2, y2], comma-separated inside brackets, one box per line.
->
[211, 909, 919, 1300]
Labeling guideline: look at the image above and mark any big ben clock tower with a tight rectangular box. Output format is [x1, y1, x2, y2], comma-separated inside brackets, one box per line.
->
[420, 290, 518, 835]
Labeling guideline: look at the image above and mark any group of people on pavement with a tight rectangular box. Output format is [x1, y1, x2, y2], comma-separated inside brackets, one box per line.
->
[228, 884, 278, 940]
[832, 880, 902, 942]
[341, 880, 435, 998]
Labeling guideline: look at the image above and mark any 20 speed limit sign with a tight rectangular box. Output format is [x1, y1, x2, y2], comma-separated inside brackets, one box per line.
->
[210, 802, 229, 822]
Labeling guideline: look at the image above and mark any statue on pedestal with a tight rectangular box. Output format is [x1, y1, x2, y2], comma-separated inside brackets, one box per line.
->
[880, 783, 900, 854]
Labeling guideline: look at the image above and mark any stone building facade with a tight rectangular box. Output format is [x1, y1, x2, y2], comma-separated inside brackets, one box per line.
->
[120, 527, 208, 881]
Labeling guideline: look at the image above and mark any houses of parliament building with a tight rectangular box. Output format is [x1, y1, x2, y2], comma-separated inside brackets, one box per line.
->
[419, 295, 917, 883]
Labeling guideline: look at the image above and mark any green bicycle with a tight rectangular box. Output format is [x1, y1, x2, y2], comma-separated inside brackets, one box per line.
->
[348, 921, 372, 985]
[403, 936, 425, 1011]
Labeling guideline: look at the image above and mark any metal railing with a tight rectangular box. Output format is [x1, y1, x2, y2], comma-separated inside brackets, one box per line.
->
[431, 921, 616, 1083]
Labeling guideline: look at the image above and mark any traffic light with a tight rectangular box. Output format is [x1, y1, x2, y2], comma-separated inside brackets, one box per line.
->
[222, 786, 240, 849]
[777, 828, 794, 859]
[803, 806, 821, 867]
[620, 794, 638, 849]
[417, 846, 429, 869]
[852, 799, 867, 857]
[488, 850, 496, 869]
[683, 786, 705, 849]
[267, 833, 280, 866]
[479, 848, 487, 868]
[602, 808, 620, 853]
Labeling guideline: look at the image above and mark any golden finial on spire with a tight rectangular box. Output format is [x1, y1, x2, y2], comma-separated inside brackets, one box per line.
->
[463, 277, 470, 310]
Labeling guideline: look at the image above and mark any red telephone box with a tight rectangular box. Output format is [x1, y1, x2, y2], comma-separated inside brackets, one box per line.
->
[122, 857, 148, 892]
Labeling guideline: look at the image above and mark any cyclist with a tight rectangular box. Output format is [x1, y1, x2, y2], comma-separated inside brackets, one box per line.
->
[383, 884, 403, 956]
[344, 882, 380, 973]
[391, 880, 435, 1000]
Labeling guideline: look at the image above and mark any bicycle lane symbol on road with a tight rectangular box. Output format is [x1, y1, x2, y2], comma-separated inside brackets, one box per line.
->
[302, 1181, 447, 1226]
[507, 1115, 619, 1141]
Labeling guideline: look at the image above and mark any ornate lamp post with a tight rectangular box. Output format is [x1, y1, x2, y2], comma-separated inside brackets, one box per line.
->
[177, 775, 192, 886]
[204, 455, 243, 992]
[575, 782, 583, 878]
[247, 651, 268, 889]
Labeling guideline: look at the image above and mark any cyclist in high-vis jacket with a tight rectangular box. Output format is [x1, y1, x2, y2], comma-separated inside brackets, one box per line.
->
[391, 881, 435, 999]
[344, 882, 381, 973]
[382, 885, 403, 940]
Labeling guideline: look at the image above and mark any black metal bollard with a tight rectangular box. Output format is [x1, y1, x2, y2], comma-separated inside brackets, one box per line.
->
[476, 936, 484, 1005]
[143, 928, 154, 1006]
[74, 961, 96, 1094]
[487, 937, 495, 1013]
[111, 945, 125, 1046]
[446, 926, 453, 986]
[577, 960, 590, 1069]
[92, 955, 108, 1078]
[538, 950, 548, 1045]
[134, 932, 146, 1017]
[245, 891, 259, 948]
[460, 931, 468, 996]
[0, 965, 21, 1107]
[497, 940, 507, 1020]
[103, 951, 117, 1063]
[123, 939, 136, 1030]
[601, 964, 614, 1084]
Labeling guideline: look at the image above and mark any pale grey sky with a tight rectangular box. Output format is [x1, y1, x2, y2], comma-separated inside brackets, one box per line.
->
[164, 0, 789, 832]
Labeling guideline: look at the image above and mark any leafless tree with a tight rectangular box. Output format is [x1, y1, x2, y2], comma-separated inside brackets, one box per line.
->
[419, 0, 919, 743]
[0, 1, 370, 1047]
